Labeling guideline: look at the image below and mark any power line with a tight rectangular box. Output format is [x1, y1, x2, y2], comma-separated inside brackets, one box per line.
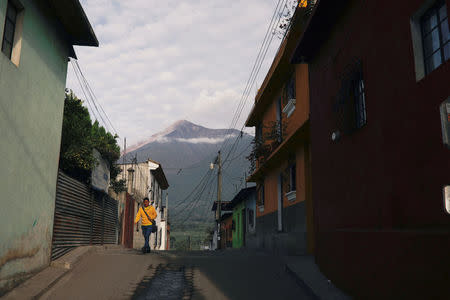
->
[70, 60, 99, 122]
[171, 0, 292, 226]
[219, 0, 295, 172]
[71, 58, 119, 137]
[72, 59, 111, 133]
[218, 0, 289, 163]
[220, 0, 286, 153]
[177, 173, 217, 226]
[171, 168, 214, 212]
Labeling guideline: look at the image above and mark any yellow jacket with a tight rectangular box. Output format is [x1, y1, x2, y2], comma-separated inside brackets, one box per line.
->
[134, 205, 157, 226]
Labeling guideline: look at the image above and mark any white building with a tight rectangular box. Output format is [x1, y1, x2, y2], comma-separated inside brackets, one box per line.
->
[117, 159, 169, 250]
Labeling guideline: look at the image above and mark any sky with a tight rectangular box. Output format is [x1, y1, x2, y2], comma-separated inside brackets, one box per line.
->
[66, 0, 289, 148]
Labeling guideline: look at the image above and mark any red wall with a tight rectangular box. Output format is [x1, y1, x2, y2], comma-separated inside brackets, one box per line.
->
[308, 0, 450, 298]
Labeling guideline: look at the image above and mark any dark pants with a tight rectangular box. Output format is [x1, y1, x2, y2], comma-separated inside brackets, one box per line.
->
[142, 225, 152, 250]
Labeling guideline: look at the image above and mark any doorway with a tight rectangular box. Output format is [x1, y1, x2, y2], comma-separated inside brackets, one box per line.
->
[277, 174, 283, 232]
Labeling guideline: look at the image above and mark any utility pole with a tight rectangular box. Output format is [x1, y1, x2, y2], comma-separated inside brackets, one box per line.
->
[217, 151, 222, 220]
[123, 137, 126, 181]
[216, 151, 222, 249]
[187, 236, 191, 251]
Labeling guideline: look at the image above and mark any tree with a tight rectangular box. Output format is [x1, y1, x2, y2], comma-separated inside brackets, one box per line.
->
[59, 90, 126, 193]
[59, 91, 95, 181]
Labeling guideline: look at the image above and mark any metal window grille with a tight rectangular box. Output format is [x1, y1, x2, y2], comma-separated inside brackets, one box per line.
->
[421, 0, 449, 75]
[276, 97, 283, 142]
[353, 71, 367, 129]
[257, 183, 265, 206]
[290, 163, 296, 191]
[256, 123, 263, 143]
[334, 59, 367, 134]
[284, 73, 296, 106]
[2, 1, 17, 59]
[248, 209, 254, 227]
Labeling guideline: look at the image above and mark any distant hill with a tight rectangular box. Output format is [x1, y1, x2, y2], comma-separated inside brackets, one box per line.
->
[121, 120, 254, 228]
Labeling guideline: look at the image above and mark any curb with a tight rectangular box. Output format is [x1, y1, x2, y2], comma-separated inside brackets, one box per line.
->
[284, 263, 320, 300]
[31, 270, 69, 300]
[2, 246, 97, 300]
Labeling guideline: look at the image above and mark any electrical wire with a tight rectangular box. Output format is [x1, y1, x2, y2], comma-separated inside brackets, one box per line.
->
[218, 0, 287, 153]
[70, 60, 99, 122]
[218, 0, 290, 165]
[73, 59, 119, 136]
[170, 0, 293, 226]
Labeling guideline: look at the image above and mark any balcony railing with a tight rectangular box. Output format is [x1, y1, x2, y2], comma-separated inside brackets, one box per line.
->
[247, 120, 288, 174]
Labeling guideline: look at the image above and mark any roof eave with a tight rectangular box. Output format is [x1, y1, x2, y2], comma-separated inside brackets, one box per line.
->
[45, 0, 99, 47]
[291, 0, 349, 63]
[151, 166, 169, 190]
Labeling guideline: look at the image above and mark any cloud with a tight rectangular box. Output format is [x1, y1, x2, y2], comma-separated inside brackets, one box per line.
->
[155, 134, 238, 144]
[68, 0, 282, 147]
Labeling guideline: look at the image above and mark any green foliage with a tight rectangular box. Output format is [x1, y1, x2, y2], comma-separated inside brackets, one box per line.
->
[59, 90, 123, 186]
[246, 120, 288, 173]
[59, 91, 95, 181]
[111, 178, 127, 194]
[171, 222, 213, 250]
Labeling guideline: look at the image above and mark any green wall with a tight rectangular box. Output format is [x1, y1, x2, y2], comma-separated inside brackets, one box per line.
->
[0, 0, 70, 294]
[232, 201, 245, 248]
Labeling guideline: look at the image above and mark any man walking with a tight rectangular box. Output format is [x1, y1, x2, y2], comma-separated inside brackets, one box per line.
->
[134, 197, 157, 253]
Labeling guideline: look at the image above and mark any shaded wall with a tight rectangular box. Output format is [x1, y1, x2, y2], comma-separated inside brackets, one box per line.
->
[0, 0, 70, 295]
[307, 0, 450, 298]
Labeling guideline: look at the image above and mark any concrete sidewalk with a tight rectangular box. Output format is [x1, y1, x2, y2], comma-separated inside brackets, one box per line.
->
[282, 255, 352, 300]
[1, 245, 120, 300]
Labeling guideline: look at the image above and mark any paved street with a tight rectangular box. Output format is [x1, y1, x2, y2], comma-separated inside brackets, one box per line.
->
[38, 248, 314, 300]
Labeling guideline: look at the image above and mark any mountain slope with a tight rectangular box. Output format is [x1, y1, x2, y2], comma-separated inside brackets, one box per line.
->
[121, 120, 253, 226]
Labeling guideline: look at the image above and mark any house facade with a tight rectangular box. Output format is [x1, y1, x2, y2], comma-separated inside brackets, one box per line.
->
[220, 213, 233, 249]
[211, 201, 233, 249]
[117, 159, 169, 250]
[244, 187, 257, 249]
[229, 187, 256, 249]
[245, 3, 315, 255]
[0, 0, 97, 295]
[291, 0, 450, 298]
[232, 201, 245, 248]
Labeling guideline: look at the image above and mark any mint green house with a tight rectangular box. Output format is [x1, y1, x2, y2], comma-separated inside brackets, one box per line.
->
[232, 200, 245, 248]
[0, 0, 97, 295]
[231, 187, 256, 249]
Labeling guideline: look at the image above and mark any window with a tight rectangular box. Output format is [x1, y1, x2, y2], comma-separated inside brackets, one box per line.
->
[285, 74, 296, 104]
[1, 0, 23, 65]
[282, 73, 296, 117]
[284, 162, 297, 201]
[151, 176, 155, 202]
[257, 183, 265, 207]
[256, 122, 263, 143]
[334, 59, 367, 135]
[289, 163, 296, 192]
[2, 1, 17, 59]
[421, 0, 449, 74]
[248, 209, 254, 228]
[276, 97, 283, 142]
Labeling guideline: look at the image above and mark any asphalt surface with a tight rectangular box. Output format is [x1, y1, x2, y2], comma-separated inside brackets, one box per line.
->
[39, 248, 314, 300]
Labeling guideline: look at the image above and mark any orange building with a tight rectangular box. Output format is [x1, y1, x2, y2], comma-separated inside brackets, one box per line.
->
[245, 3, 314, 255]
